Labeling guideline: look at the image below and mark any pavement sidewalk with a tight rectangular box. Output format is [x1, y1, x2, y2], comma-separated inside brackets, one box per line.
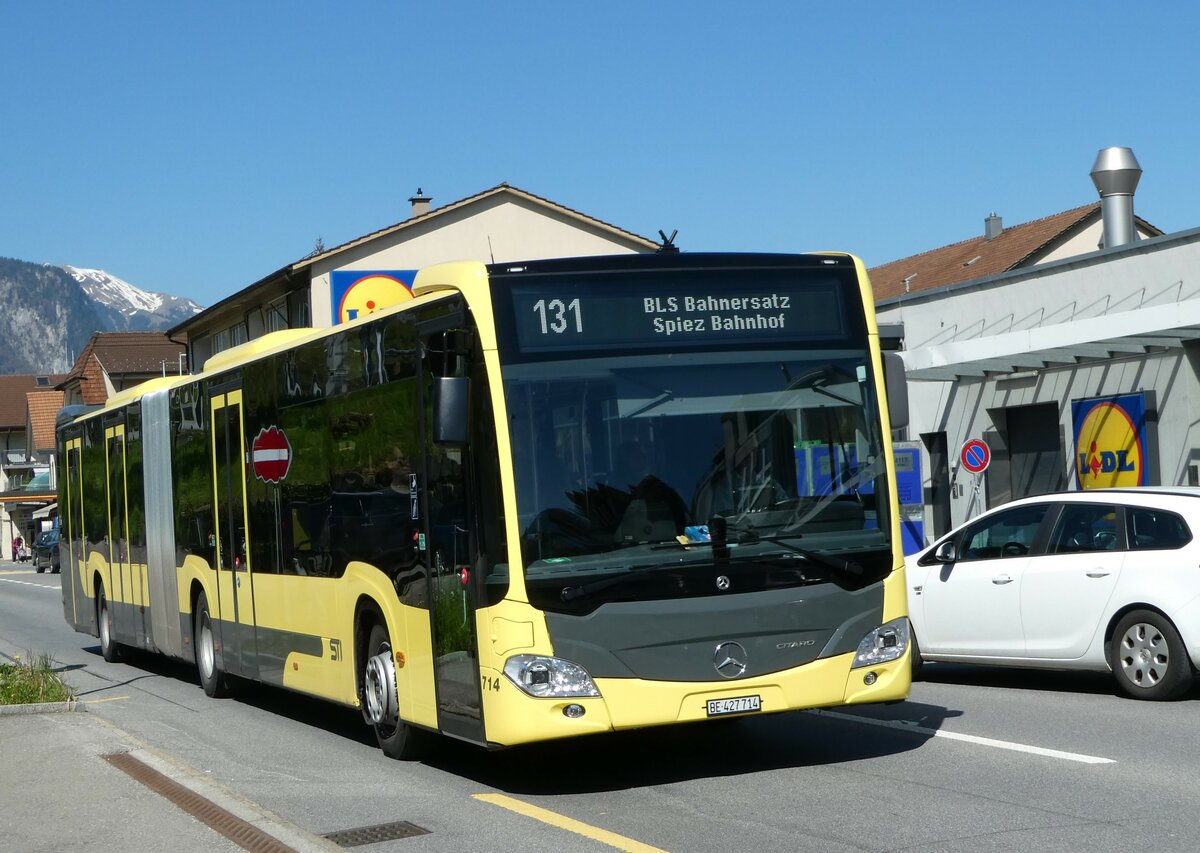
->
[0, 703, 338, 852]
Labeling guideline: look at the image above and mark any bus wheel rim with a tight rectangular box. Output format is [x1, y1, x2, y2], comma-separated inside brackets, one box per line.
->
[364, 647, 398, 725]
[199, 617, 215, 677]
[99, 597, 110, 649]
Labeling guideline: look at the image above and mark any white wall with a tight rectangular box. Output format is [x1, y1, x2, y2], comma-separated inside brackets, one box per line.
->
[1038, 220, 1160, 265]
[310, 195, 650, 327]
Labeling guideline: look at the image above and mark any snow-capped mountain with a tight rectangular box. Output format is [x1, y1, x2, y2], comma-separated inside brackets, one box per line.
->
[65, 266, 202, 326]
[0, 256, 206, 374]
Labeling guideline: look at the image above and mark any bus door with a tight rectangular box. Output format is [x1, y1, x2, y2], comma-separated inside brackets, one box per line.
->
[62, 436, 84, 627]
[209, 386, 258, 679]
[420, 324, 484, 744]
[104, 422, 132, 643]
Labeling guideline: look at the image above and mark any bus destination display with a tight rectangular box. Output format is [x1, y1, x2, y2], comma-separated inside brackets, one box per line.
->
[511, 277, 847, 353]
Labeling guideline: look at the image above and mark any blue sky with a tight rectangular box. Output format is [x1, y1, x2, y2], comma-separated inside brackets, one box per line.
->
[5, 2, 1199, 308]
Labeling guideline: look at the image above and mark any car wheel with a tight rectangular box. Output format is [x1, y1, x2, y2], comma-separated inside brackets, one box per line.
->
[1110, 609, 1193, 701]
[910, 628, 924, 681]
[194, 591, 229, 698]
[35, 559, 45, 574]
[362, 621, 430, 760]
[97, 583, 122, 663]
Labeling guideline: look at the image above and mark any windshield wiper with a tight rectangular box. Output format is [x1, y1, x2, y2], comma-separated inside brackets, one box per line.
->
[733, 530, 864, 579]
[558, 558, 695, 602]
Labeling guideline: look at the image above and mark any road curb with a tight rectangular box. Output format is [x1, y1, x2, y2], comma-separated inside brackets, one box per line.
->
[0, 699, 84, 716]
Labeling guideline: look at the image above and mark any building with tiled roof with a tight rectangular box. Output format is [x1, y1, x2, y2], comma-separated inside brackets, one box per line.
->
[869, 203, 1163, 302]
[0, 375, 67, 559]
[169, 183, 659, 372]
[60, 331, 188, 406]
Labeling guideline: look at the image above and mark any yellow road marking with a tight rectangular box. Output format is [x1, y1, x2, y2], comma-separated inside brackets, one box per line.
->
[81, 696, 130, 705]
[473, 793, 668, 853]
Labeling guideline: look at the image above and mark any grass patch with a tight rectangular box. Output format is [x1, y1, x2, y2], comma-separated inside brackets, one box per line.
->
[0, 654, 75, 705]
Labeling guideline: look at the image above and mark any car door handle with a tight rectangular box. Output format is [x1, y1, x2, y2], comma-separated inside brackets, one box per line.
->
[1086, 570, 1110, 578]
[992, 575, 1013, 585]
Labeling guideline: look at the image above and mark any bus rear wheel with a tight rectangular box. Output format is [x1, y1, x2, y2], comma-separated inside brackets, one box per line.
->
[194, 591, 229, 698]
[362, 622, 429, 761]
[97, 583, 122, 663]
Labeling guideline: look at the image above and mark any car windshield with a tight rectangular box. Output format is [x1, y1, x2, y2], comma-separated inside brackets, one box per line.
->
[502, 347, 893, 596]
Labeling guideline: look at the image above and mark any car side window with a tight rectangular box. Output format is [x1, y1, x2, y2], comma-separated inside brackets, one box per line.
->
[1127, 508, 1192, 551]
[959, 504, 1050, 561]
[1050, 504, 1120, 553]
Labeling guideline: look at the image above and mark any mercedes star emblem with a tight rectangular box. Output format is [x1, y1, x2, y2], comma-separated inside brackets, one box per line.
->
[715, 575, 731, 591]
[713, 641, 748, 678]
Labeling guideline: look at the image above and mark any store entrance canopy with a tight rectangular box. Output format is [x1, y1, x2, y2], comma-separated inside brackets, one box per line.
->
[900, 298, 1200, 381]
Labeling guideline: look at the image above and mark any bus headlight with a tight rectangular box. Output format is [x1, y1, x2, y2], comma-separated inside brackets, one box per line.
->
[852, 618, 910, 668]
[503, 655, 601, 698]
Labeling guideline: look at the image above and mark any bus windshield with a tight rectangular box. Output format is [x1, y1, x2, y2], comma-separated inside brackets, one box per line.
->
[502, 347, 893, 591]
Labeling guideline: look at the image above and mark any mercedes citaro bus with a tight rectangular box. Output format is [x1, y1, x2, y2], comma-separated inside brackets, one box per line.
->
[58, 252, 912, 758]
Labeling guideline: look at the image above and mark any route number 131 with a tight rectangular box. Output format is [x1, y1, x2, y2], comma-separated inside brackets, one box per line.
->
[532, 298, 583, 335]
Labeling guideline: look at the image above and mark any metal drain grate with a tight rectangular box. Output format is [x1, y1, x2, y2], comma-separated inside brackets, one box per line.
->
[103, 751, 297, 853]
[323, 821, 431, 847]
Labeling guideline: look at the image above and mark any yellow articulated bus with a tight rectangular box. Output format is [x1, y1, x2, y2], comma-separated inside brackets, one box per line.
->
[58, 252, 912, 759]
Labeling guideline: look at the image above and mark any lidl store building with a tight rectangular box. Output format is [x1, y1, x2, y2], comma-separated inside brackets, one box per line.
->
[877, 203, 1200, 549]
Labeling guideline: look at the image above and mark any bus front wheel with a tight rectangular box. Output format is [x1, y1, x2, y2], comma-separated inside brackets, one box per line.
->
[194, 592, 229, 698]
[362, 622, 429, 761]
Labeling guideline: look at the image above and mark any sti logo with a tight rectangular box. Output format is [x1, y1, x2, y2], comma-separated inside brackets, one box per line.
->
[1073, 396, 1146, 490]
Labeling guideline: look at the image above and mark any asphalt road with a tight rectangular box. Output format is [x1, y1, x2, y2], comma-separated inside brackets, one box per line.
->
[4, 562, 1200, 853]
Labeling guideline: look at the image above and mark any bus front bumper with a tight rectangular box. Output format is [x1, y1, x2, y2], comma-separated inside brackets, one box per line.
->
[481, 650, 911, 748]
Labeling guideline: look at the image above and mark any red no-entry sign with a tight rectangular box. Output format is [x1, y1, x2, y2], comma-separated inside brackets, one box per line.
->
[960, 438, 991, 474]
[251, 426, 292, 483]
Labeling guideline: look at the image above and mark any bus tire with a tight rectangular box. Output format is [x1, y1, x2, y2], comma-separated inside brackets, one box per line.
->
[194, 591, 229, 698]
[97, 582, 122, 663]
[363, 621, 429, 761]
[910, 629, 924, 681]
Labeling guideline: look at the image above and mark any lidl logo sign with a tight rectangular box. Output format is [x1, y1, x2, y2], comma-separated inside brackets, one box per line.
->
[331, 270, 417, 325]
[1072, 393, 1147, 489]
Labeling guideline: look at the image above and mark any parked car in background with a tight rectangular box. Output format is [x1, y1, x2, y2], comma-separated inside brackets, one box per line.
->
[32, 528, 60, 574]
[906, 487, 1200, 700]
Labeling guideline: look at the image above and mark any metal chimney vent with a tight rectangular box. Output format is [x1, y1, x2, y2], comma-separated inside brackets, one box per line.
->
[1090, 147, 1142, 249]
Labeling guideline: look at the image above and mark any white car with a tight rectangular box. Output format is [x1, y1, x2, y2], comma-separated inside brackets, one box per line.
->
[906, 487, 1200, 700]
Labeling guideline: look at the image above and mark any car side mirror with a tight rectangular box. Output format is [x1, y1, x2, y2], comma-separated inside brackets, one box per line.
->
[933, 540, 957, 563]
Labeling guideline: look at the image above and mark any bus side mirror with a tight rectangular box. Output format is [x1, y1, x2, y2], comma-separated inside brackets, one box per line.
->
[884, 353, 909, 430]
[432, 376, 469, 446]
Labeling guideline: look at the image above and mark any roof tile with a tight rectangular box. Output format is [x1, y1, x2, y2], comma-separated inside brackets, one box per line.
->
[0, 375, 68, 430]
[64, 332, 187, 389]
[868, 203, 1163, 301]
[27, 391, 64, 452]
